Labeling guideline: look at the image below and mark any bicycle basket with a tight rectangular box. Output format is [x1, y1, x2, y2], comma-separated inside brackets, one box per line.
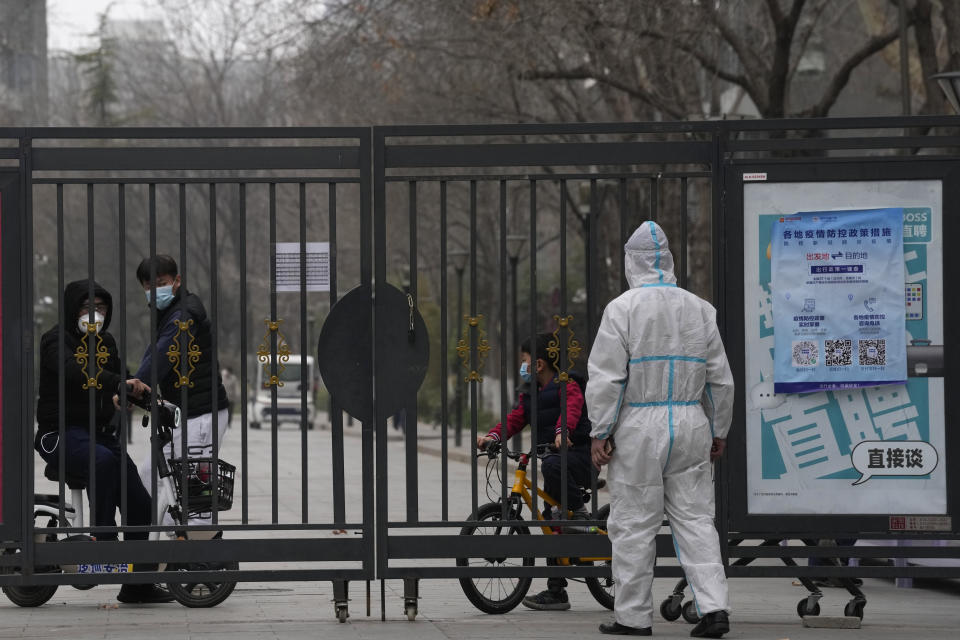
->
[168, 457, 236, 514]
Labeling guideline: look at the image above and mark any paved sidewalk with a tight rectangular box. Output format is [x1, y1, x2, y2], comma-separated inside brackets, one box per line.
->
[4, 419, 958, 638]
[2, 573, 958, 639]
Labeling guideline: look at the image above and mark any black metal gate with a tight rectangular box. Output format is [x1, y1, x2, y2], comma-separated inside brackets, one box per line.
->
[0, 128, 374, 610]
[372, 124, 719, 597]
[1, 118, 959, 620]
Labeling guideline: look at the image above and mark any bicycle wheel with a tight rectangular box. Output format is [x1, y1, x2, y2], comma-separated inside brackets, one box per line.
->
[585, 504, 614, 610]
[166, 560, 238, 608]
[457, 502, 534, 614]
[1, 515, 64, 607]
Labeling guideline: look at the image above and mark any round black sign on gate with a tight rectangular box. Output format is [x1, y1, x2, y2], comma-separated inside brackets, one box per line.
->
[317, 283, 429, 424]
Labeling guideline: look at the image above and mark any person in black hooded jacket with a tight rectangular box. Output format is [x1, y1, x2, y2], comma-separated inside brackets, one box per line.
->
[35, 280, 173, 604]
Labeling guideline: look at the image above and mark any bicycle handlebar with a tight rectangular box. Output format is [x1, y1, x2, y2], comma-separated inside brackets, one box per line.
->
[124, 384, 180, 431]
[478, 441, 558, 460]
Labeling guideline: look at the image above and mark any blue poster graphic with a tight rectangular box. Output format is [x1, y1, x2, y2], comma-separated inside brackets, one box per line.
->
[771, 208, 906, 393]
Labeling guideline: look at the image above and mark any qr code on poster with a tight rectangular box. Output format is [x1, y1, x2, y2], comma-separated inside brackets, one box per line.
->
[791, 340, 819, 367]
[824, 339, 853, 366]
[858, 339, 886, 366]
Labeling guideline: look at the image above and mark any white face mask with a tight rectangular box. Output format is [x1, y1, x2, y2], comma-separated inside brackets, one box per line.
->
[77, 311, 105, 334]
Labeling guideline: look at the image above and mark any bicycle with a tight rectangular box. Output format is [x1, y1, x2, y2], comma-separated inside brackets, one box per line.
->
[2, 392, 238, 608]
[456, 441, 614, 614]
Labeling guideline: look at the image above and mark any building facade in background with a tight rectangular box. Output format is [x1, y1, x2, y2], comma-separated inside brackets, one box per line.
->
[0, 0, 48, 125]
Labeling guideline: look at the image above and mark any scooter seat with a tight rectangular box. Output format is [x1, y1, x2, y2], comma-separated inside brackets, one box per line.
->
[44, 463, 87, 491]
[34, 494, 76, 512]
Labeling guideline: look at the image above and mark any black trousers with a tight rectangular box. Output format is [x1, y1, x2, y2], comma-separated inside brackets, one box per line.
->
[36, 426, 152, 541]
[541, 447, 593, 512]
[540, 446, 594, 592]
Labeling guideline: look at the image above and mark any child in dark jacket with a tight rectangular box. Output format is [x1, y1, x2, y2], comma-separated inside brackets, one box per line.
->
[477, 332, 594, 611]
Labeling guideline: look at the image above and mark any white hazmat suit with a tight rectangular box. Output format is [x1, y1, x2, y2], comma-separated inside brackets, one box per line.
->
[586, 221, 735, 630]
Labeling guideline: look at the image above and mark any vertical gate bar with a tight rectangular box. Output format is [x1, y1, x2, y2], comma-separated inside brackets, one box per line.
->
[468, 180, 478, 516]
[299, 182, 309, 523]
[559, 179, 568, 521]
[680, 177, 688, 290]
[439, 181, 449, 521]
[528, 179, 539, 519]
[711, 128, 723, 307]
[56, 184, 66, 527]
[329, 182, 346, 524]
[406, 180, 418, 522]
[179, 183, 190, 522]
[19, 137, 36, 573]
[650, 176, 659, 223]
[238, 183, 249, 524]
[86, 184, 97, 529]
[510, 206, 522, 454]
[712, 126, 729, 565]
[148, 184, 159, 521]
[209, 182, 220, 522]
[117, 184, 128, 526]
[372, 129, 387, 577]
[585, 179, 597, 354]
[269, 182, 279, 524]
[581, 177, 599, 518]
[499, 180, 509, 519]
[619, 178, 628, 292]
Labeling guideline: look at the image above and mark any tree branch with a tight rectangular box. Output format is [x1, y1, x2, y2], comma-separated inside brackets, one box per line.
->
[787, 0, 828, 81]
[519, 67, 685, 120]
[765, 0, 784, 25]
[766, 0, 808, 117]
[640, 29, 765, 115]
[701, 3, 769, 81]
[804, 25, 905, 117]
[786, 0, 808, 29]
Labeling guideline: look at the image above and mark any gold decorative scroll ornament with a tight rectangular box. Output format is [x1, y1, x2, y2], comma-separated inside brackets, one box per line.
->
[547, 315, 581, 383]
[257, 318, 291, 387]
[456, 315, 490, 382]
[74, 321, 110, 390]
[166, 319, 201, 388]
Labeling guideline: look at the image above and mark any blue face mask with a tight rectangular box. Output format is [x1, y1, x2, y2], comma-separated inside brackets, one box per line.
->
[519, 361, 533, 383]
[145, 284, 176, 310]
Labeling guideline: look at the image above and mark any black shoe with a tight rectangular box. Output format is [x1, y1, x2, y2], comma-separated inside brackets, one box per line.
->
[522, 589, 570, 611]
[599, 621, 652, 636]
[690, 610, 729, 638]
[562, 508, 595, 534]
[117, 584, 175, 604]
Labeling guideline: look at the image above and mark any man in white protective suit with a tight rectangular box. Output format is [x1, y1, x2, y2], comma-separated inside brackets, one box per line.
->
[587, 221, 734, 638]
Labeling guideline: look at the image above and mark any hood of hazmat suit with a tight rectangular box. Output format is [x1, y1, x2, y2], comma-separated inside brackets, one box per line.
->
[585, 221, 734, 628]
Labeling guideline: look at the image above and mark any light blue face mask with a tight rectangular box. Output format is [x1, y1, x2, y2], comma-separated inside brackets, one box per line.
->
[145, 284, 176, 310]
[519, 361, 533, 383]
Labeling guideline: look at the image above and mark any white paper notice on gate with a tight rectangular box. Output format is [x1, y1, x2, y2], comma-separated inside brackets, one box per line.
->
[275, 242, 330, 292]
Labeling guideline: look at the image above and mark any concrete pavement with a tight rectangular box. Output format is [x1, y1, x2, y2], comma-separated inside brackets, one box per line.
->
[3, 419, 958, 638]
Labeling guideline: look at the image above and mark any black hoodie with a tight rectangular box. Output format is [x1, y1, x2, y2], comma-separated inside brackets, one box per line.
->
[35, 280, 124, 434]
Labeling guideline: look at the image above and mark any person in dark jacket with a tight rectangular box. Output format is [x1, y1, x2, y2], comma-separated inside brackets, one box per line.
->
[35, 280, 173, 604]
[134, 255, 229, 529]
[477, 332, 595, 612]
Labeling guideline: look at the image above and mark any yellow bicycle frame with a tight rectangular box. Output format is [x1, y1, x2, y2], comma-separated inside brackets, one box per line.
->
[510, 464, 609, 565]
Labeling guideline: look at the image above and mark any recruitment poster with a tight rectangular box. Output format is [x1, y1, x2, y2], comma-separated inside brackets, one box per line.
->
[770, 208, 906, 393]
[743, 180, 945, 516]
